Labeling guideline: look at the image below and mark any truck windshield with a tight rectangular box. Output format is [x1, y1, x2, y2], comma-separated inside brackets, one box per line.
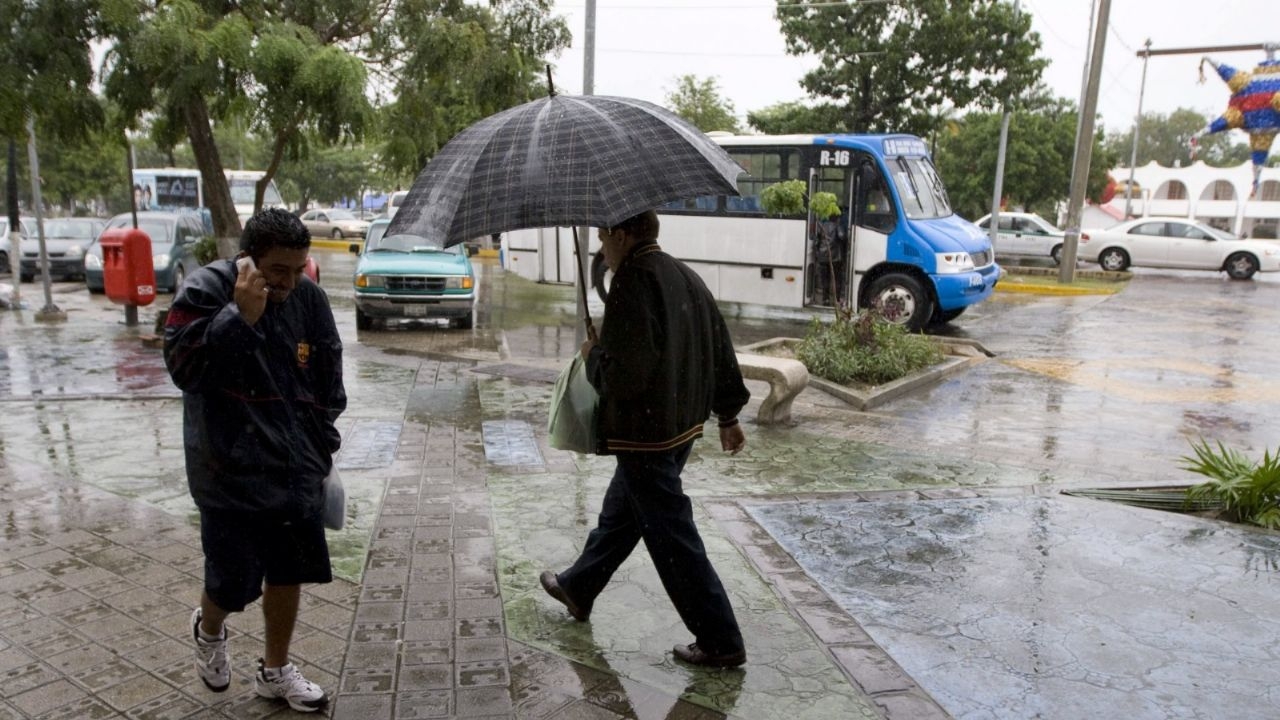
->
[890, 156, 952, 220]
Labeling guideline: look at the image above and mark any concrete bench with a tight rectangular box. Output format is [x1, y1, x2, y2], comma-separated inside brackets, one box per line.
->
[736, 353, 809, 425]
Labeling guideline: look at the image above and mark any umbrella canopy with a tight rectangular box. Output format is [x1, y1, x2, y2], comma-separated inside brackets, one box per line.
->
[386, 94, 743, 246]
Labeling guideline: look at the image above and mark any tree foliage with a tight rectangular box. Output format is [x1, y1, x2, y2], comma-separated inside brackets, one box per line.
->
[747, 101, 848, 135]
[376, 0, 571, 177]
[774, 0, 1045, 137]
[1102, 108, 1252, 169]
[274, 143, 377, 211]
[0, 0, 105, 143]
[665, 75, 740, 133]
[935, 94, 1117, 220]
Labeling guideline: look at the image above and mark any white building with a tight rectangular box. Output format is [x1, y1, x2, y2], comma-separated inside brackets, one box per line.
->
[1101, 161, 1280, 237]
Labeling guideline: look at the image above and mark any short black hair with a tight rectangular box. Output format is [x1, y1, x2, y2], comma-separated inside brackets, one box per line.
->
[608, 210, 660, 244]
[240, 208, 310, 256]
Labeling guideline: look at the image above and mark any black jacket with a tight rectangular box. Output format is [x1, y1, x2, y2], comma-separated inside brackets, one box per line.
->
[164, 259, 346, 515]
[586, 243, 749, 453]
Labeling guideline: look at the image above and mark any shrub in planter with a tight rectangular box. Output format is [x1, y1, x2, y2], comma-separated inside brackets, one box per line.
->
[1182, 440, 1280, 529]
[796, 311, 943, 386]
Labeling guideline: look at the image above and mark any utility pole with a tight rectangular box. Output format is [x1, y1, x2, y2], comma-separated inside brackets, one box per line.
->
[26, 116, 65, 322]
[576, 0, 597, 346]
[6, 140, 19, 310]
[1124, 39, 1152, 220]
[987, 0, 1021, 251]
[1059, 0, 1111, 284]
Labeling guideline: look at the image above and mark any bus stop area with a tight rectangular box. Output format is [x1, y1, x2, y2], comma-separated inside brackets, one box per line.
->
[0, 254, 1277, 719]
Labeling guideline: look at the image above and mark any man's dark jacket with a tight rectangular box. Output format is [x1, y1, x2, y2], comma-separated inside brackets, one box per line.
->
[164, 259, 346, 515]
[586, 243, 749, 453]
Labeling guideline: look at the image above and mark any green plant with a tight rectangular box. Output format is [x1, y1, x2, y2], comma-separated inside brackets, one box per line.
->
[795, 311, 943, 386]
[759, 180, 807, 216]
[810, 191, 839, 220]
[1182, 440, 1280, 530]
[193, 236, 220, 266]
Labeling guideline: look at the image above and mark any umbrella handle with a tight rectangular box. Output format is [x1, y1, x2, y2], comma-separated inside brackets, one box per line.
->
[571, 225, 594, 330]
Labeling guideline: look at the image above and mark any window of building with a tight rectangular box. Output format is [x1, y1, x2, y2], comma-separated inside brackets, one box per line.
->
[1158, 181, 1188, 200]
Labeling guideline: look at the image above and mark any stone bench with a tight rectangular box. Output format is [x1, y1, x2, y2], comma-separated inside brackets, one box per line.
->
[736, 353, 809, 425]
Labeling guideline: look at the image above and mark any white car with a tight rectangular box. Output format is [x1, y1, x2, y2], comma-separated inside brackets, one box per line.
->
[974, 212, 1070, 265]
[299, 208, 370, 239]
[1078, 216, 1280, 280]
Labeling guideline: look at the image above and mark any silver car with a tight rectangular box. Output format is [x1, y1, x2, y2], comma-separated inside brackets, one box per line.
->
[19, 218, 105, 281]
[299, 208, 370, 239]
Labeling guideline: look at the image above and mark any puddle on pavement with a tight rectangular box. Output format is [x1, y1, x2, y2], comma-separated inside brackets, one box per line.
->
[748, 495, 1280, 720]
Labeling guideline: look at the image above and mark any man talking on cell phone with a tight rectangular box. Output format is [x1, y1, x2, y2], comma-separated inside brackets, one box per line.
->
[163, 208, 345, 713]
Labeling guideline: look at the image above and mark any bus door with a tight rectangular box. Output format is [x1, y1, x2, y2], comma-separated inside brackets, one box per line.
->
[803, 163, 853, 310]
[848, 155, 896, 309]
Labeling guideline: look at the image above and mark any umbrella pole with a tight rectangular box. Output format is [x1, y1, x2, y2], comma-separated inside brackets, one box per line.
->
[571, 226, 595, 337]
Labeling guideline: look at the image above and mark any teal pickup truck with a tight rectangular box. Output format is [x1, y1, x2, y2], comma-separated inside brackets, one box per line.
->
[350, 219, 477, 330]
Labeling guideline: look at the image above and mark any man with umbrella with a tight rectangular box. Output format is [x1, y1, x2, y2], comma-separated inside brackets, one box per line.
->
[539, 209, 751, 668]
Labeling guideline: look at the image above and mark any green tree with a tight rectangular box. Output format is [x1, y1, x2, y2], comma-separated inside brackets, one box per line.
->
[104, 0, 374, 238]
[936, 94, 1116, 220]
[0, 0, 105, 143]
[375, 0, 571, 176]
[774, 0, 1045, 137]
[747, 101, 848, 135]
[1103, 108, 1252, 168]
[665, 75, 740, 133]
[274, 143, 377, 211]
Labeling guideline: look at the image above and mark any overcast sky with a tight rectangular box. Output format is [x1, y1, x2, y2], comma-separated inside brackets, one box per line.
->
[547, 0, 1275, 136]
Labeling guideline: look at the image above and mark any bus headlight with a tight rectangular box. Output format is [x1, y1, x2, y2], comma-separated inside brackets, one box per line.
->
[935, 252, 975, 274]
[355, 274, 385, 288]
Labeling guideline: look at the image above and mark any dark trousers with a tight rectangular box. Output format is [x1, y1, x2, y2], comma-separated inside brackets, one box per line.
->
[557, 443, 744, 655]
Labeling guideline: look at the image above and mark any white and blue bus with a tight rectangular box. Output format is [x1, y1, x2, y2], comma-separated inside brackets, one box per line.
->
[501, 133, 999, 330]
[132, 168, 285, 218]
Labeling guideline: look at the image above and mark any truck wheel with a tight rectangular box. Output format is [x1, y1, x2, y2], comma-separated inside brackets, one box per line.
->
[453, 314, 474, 330]
[590, 253, 612, 304]
[864, 273, 934, 332]
[1051, 244, 1063, 266]
[356, 307, 372, 330]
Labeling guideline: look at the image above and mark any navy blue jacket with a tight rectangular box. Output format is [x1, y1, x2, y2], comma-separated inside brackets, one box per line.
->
[587, 243, 749, 453]
[164, 259, 346, 515]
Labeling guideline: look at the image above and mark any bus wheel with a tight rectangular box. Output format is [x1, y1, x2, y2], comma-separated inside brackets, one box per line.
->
[865, 273, 933, 332]
[590, 253, 613, 304]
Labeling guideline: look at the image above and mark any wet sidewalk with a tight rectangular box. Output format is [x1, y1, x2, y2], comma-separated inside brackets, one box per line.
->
[0, 262, 1278, 718]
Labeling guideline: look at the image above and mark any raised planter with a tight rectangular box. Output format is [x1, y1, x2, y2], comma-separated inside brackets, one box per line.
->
[739, 336, 989, 411]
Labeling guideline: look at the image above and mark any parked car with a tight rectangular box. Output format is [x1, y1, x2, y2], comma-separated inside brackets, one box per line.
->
[0, 216, 33, 273]
[19, 218, 105, 282]
[85, 211, 205, 293]
[300, 208, 370, 239]
[1078, 216, 1280, 279]
[351, 218, 476, 330]
[974, 212, 1073, 265]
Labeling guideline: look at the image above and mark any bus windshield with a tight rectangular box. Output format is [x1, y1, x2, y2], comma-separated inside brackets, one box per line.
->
[889, 156, 952, 220]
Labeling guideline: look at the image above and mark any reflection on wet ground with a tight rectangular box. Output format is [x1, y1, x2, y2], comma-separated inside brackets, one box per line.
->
[2, 257, 1279, 718]
[749, 494, 1280, 720]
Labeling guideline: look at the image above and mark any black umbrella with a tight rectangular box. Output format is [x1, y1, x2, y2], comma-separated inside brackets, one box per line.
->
[385, 94, 743, 247]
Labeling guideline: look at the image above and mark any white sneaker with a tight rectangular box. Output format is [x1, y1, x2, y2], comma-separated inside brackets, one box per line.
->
[191, 608, 230, 692]
[255, 659, 328, 713]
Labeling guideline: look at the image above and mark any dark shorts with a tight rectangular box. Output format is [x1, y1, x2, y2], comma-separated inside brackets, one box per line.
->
[199, 509, 332, 613]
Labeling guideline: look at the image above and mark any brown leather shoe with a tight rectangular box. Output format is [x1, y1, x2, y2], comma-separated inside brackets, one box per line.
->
[672, 642, 746, 668]
[539, 571, 589, 621]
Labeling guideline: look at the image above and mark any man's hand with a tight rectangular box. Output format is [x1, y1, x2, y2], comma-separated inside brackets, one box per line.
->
[720, 424, 746, 455]
[580, 323, 598, 360]
[234, 256, 270, 326]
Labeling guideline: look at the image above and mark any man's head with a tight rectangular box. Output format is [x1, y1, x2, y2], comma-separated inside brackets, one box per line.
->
[239, 208, 312, 303]
[598, 210, 659, 272]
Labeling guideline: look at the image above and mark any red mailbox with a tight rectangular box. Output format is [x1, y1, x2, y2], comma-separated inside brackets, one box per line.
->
[99, 227, 157, 307]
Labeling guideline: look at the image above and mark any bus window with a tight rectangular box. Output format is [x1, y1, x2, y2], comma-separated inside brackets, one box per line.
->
[889, 156, 951, 220]
[856, 160, 895, 233]
[229, 177, 283, 209]
[727, 149, 796, 214]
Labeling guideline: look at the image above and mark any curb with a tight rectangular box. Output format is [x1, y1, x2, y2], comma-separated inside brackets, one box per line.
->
[996, 281, 1120, 296]
[310, 237, 363, 251]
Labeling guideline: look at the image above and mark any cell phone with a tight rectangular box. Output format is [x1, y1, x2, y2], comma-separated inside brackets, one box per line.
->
[236, 256, 257, 273]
